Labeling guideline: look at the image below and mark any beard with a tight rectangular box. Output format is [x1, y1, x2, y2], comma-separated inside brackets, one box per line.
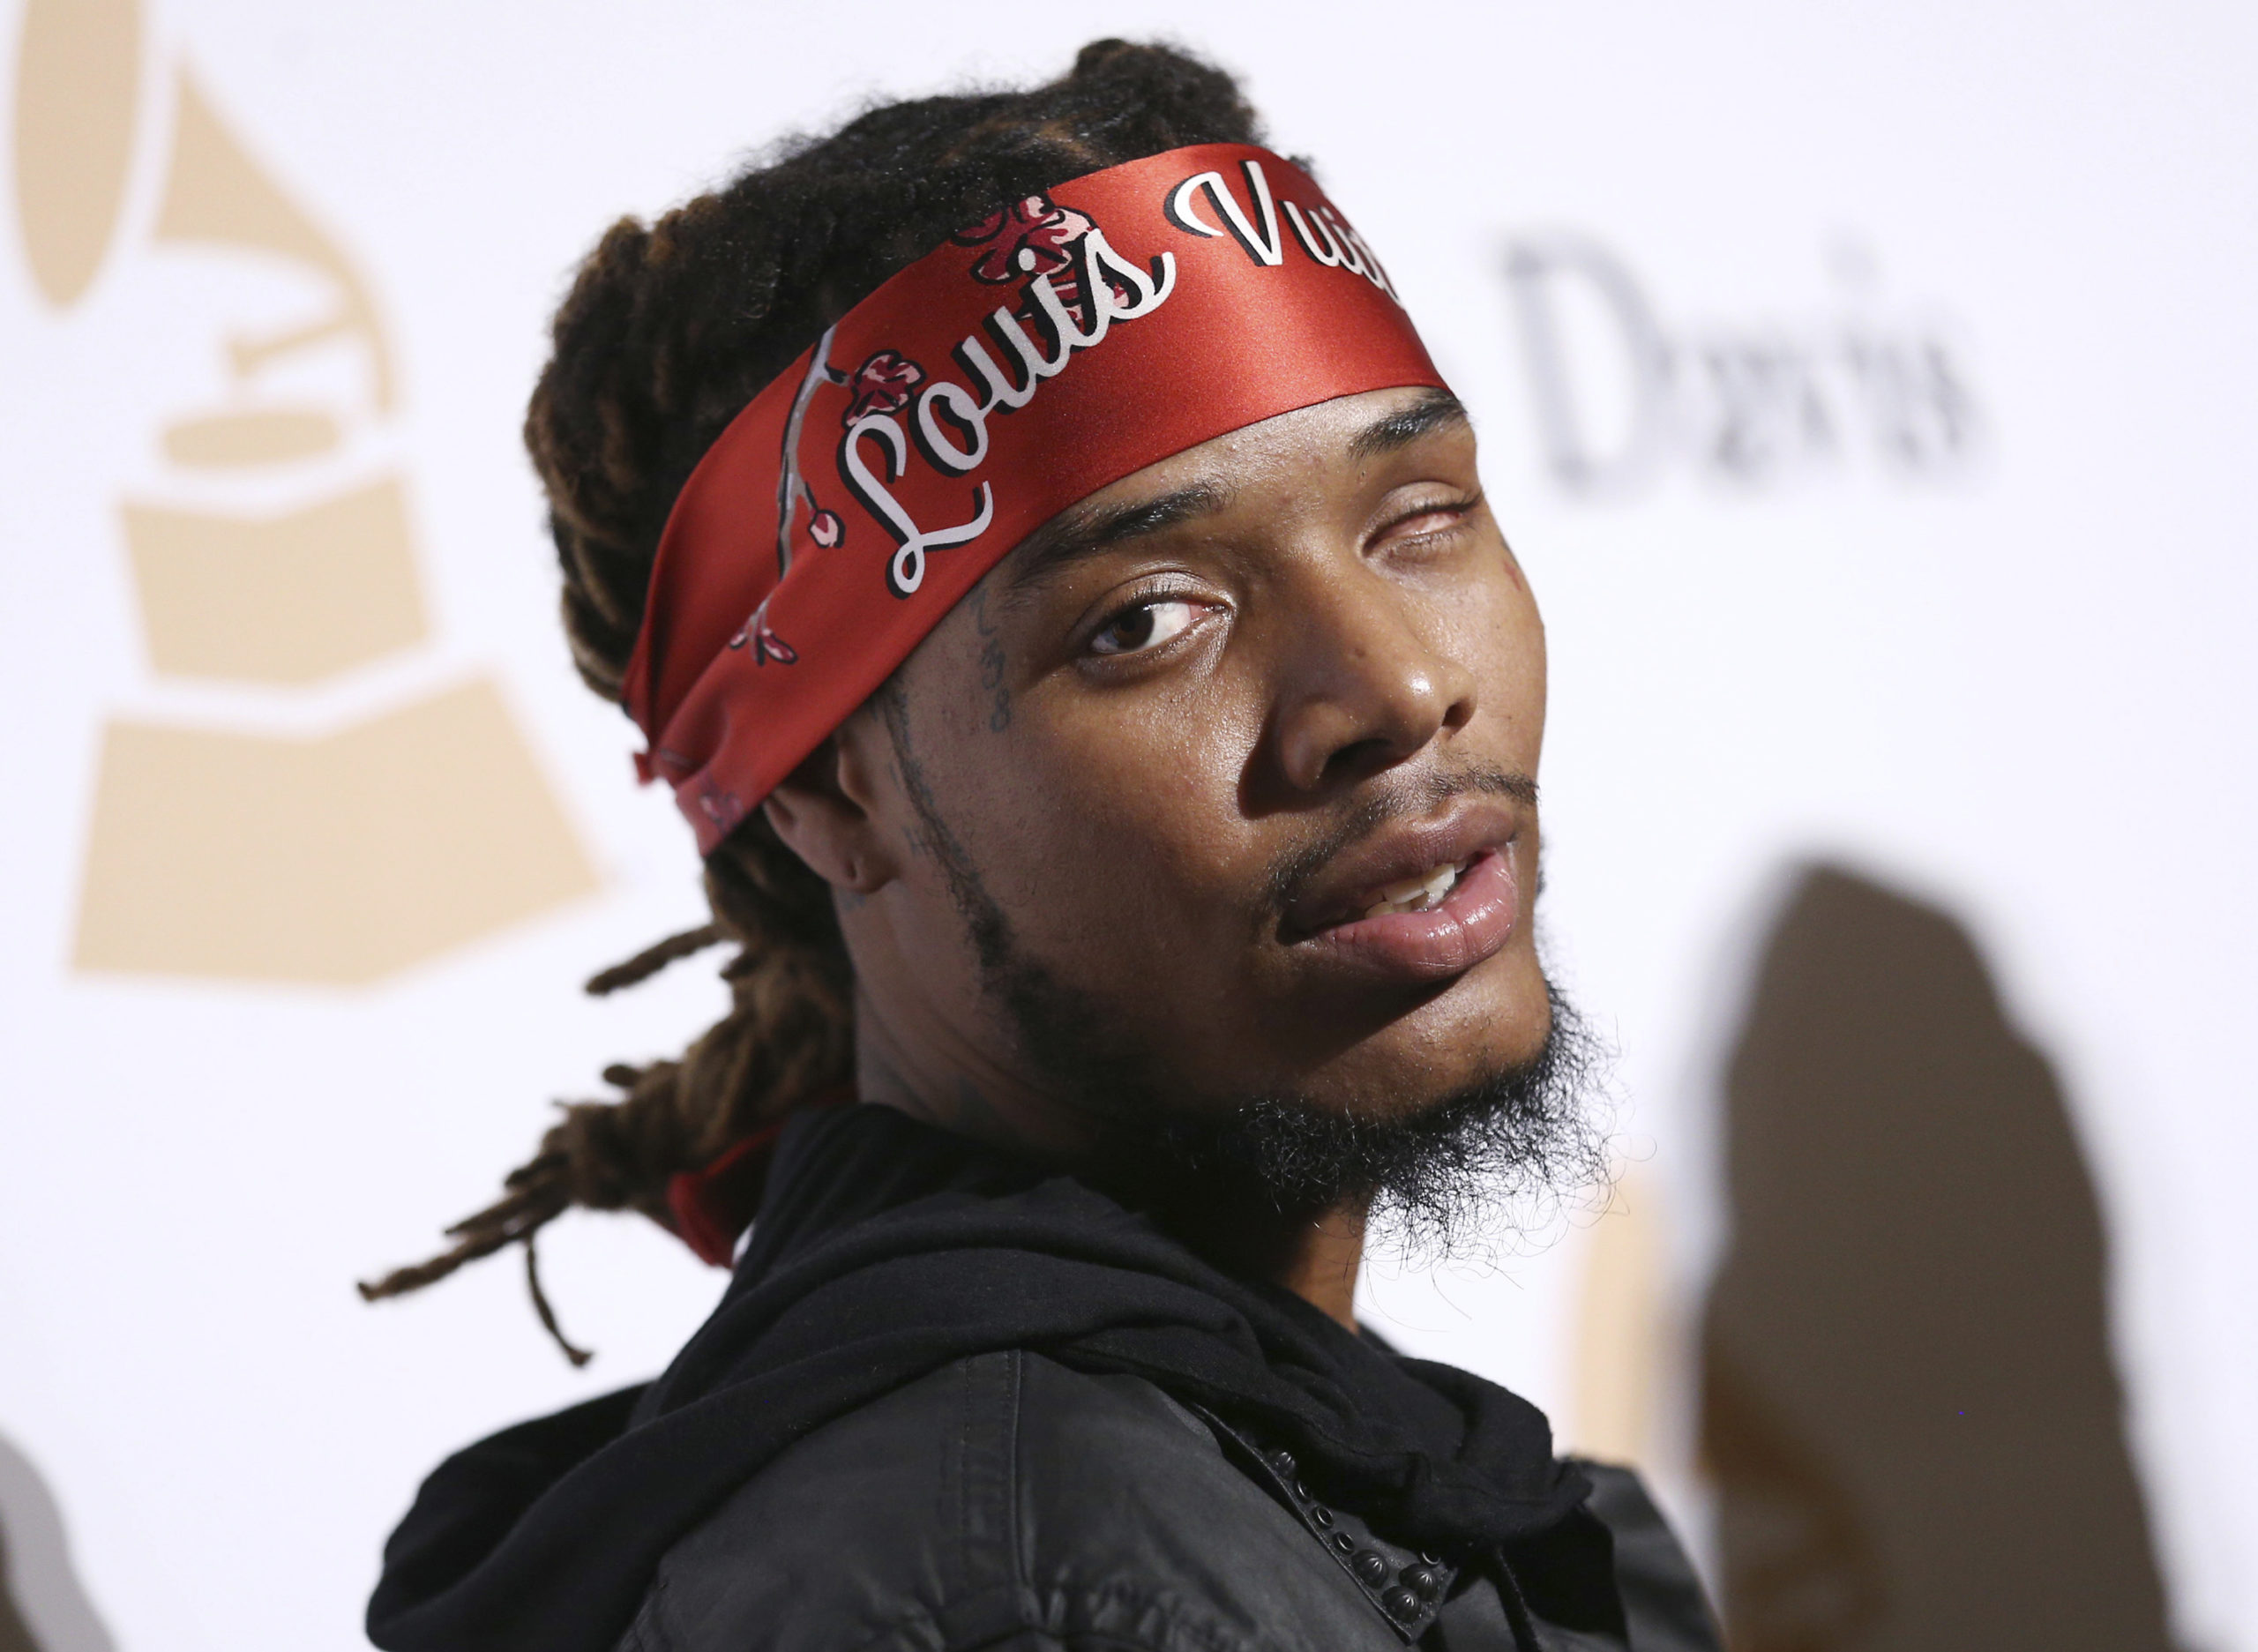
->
[1131, 983, 1610, 1257]
[996, 943, 1610, 1260]
[880, 696, 1611, 1259]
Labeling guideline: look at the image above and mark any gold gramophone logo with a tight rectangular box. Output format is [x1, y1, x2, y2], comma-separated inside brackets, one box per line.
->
[12, 0, 596, 985]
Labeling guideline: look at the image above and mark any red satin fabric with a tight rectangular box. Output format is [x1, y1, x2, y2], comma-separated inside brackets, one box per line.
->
[624, 144, 1447, 851]
[665, 1128, 775, 1267]
[664, 1088, 856, 1266]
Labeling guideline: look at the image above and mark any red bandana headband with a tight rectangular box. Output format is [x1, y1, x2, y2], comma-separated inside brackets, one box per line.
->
[624, 143, 1448, 851]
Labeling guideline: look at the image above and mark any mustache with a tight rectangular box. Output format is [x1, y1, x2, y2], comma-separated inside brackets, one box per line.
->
[1259, 762, 1538, 916]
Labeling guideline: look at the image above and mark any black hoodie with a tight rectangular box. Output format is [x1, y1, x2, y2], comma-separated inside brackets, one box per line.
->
[368, 1103, 1606, 1652]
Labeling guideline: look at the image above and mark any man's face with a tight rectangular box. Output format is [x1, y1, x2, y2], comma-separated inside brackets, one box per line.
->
[834, 386, 1550, 1133]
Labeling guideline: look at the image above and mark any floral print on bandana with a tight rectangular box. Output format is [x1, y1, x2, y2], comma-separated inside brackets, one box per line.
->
[953, 194, 1096, 285]
[842, 350, 925, 427]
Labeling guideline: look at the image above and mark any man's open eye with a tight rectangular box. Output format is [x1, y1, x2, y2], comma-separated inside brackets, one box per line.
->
[1088, 598, 1200, 657]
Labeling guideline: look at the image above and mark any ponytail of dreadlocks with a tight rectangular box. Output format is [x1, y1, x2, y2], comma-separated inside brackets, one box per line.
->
[356, 40, 1266, 1361]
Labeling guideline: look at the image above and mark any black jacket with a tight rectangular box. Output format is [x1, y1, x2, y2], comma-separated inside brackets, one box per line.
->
[625, 1347, 1716, 1652]
[371, 1105, 1720, 1652]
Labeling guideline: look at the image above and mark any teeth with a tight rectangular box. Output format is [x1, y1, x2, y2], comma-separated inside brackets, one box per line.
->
[1364, 859, 1470, 919]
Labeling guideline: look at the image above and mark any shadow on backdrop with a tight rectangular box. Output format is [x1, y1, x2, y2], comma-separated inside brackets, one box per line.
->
[0, 1430, 113, 1652]
[1700, 864, 2173, 1652]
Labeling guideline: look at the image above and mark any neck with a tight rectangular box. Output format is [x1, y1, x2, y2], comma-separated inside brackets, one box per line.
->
[1156, 1188, 1368, 1328]
[855, 1000, 1369, 1330]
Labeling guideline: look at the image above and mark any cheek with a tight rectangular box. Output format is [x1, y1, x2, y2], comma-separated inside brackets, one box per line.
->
[1452, 564, 1546, 753]
[966, 676, 1270, 955]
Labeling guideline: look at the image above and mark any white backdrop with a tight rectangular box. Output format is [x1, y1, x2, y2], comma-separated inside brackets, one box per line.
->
[4, 3, 2254, 1648]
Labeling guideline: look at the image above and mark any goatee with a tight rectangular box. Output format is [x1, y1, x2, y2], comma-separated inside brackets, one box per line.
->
[1133, 983, 1611, 1258]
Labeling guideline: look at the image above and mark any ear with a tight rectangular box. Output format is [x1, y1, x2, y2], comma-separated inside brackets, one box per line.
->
[760, 721, 901, 895]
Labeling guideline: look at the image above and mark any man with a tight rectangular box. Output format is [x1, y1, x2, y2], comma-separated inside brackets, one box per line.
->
[362, 39, 1718, 1652]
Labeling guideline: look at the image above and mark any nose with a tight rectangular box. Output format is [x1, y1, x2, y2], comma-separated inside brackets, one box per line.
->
[1267, 566, 1477, 794]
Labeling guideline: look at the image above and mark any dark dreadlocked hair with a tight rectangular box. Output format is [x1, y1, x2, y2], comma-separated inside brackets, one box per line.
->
[357, 40, 1265, 1359]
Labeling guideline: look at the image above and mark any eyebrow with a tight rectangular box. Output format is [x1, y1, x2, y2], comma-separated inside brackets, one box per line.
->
[1003, 480, 1232, 598]
[999, 390, 1472, 600]
[1348, 388, 1471, 463]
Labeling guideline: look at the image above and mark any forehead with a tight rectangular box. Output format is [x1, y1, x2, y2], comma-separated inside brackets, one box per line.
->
[998, 386, 1470, 591]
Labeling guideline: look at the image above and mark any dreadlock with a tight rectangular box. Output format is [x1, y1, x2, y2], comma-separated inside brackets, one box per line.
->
[358, 40, 1264, 1357]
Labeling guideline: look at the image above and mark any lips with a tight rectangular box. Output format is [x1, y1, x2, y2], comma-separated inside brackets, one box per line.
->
[1284, 800, 1525, 983]
[1299, 848, 1520, 981]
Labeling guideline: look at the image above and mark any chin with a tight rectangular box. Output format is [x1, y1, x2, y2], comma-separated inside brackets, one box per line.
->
[1129, 972, 1604, 1238]
[1251, 948, 1557, 1120]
